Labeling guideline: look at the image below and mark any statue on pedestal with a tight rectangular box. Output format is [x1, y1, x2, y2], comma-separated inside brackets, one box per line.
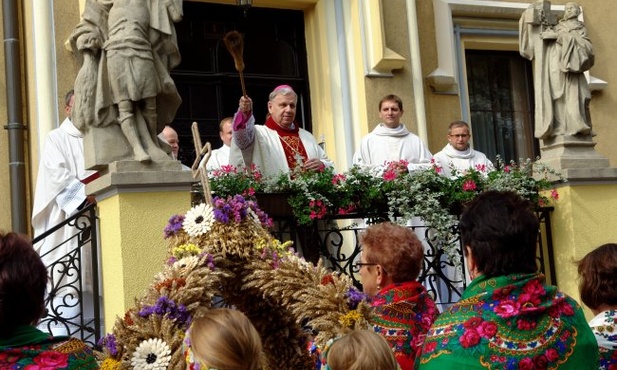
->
[69, 0, 183, 169]
[519, 1, 594, 141]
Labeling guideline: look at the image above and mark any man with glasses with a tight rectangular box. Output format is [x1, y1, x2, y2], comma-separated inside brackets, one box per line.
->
[433, 121, 493, 178]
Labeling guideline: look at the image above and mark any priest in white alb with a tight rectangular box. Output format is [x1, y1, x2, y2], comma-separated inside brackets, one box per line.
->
[352, 94, 432, 175]
[31, 90, 99, 336]
[433, 121, 494, 178]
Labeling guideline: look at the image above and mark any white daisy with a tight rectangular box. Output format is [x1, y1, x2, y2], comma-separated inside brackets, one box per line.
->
[172, 256, 201, 272]
[130, 338, 171, 370]
[183, 203, 215, 237]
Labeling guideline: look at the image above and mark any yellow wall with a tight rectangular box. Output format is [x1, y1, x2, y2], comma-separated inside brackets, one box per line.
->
[98, 190, 191, 331]
[550, 184, 617, 317]
[0, 5, 8, 231]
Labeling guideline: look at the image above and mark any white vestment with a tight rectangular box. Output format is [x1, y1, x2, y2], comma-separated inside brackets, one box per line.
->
[230, 113, 333, 178]
[352, 123, 432, 174]
[31, 117, 98, 336]
[206, 144, 230, 171]
[432, 143, 494, 178]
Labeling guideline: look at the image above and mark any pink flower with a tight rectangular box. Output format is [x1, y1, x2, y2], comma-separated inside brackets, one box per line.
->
[475, 164, 486, 172]
[459, 329, 481, 348]
[492, 286, 514, 300]
[25, 351, 69, 370]
[517, 318, 537, 330]
[533, 354, 549, 369]
[523, 279, 545, 296]
[493, 299, 521, 318]
[424, 341, 437, 353]
[519, 357, 534, 370]
[504, 165, 511, 173]
[477, 321, 497, 338]
[462, 179, 477, 191]
[220, 164, 236, 174]
[463, 317, 483, 329]
[550, 189, 559, 200]
[383, 170, 397, 181]
[332, 174, 346, 185]
[0, 351, 21, 365]
[545, 348, 559, 362]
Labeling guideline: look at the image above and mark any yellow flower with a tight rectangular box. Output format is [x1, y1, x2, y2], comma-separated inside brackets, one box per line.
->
[339, 310, 362, 328]
[172, 243, 202, 259]
[100, 357, 122, 370]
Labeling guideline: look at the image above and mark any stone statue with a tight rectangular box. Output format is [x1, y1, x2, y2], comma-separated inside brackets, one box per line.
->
[70, 0, 183, 168]
[519, 1, 594, 141]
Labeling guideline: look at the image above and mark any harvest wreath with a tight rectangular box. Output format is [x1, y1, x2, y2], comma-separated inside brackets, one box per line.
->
[98, 195, 370, 370]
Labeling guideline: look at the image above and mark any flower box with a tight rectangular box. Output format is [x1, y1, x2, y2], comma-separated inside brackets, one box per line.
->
[254, 192, 294, 218]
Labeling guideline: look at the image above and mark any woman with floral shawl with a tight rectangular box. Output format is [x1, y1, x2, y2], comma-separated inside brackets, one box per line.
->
[0, 232, 97, 369]
[417, 191, 598, 369]
[578, 243, 617, 370]
[356, 222, 439, 370]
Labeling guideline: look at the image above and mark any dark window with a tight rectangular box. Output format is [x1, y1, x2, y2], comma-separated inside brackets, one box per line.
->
[171, 3, 310, 166]
[465, 50, 539, 163]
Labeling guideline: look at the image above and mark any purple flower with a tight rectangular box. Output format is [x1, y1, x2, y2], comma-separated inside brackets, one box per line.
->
[345, 287, 368, 309]
[139, 296, 191, 328]
[164, 214, 185, 238]
[98, 333, 118, 356]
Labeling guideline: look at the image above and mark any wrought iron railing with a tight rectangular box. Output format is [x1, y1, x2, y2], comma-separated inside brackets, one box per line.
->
[268, 207, 555, 309]
[32, 203, 101, 347]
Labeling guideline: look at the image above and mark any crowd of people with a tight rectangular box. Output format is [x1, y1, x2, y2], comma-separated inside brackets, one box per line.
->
[20, 83, 616, 369]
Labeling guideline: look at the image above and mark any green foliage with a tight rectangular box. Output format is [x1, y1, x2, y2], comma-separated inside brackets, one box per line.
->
[208, 157, 564, 264]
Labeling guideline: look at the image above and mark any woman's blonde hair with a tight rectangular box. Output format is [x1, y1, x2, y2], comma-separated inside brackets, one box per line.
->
[326, 330, 398, 370]
[187, 308, 263, 370]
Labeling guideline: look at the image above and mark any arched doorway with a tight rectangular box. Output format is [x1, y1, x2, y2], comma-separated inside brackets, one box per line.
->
[171, 2, 311, 166]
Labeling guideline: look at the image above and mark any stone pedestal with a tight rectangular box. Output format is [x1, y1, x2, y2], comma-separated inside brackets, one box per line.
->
[539, 135, 617, 181]
[86, 161, 195, 332]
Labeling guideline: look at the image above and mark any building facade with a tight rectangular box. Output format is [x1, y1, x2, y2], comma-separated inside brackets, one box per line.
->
[1, 0, 617, 313]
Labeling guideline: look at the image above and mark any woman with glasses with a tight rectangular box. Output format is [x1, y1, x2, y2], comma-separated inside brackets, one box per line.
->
[356, 222, 438, 370]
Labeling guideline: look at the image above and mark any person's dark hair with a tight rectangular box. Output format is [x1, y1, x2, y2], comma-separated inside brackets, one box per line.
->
[378, 94, 403, 112]
[577, 243, 617, 310]
[360, 222, 423, 282]
[64, 89, 75, 108]
[459, 191, 539, 278]
[0, 232, 48, 337]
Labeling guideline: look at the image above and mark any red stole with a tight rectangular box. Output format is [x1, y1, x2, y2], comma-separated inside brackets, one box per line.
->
[265, 117, 308, 170]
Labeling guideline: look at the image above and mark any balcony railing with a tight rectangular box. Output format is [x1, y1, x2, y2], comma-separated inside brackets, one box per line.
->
[266, 206, 555, 309]
[32, 203, 101, 347]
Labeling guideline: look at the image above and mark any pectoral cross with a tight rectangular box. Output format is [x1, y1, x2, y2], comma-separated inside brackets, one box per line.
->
[190, 121, 213, 206]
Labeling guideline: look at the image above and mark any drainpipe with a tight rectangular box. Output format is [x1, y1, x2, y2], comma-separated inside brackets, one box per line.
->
[3, 0, 28, 233]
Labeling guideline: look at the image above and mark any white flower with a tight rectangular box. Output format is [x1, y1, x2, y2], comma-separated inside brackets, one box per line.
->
[130, 338, 171, 370]
[172, 256, 201, 272]
[183, 203, 215, 237]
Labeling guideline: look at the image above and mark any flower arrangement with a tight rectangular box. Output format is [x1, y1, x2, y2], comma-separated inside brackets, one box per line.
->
[98, 195, 371, 370]
[207, 158, 563, 266]
[209, 164, 265, 198]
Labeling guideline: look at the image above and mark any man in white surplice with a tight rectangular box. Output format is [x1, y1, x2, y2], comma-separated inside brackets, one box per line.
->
[352, 94, 432, 175]
[31, 90, 98, 336]
[433, 121, 494, 178]
[207, 117, 233, 171]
